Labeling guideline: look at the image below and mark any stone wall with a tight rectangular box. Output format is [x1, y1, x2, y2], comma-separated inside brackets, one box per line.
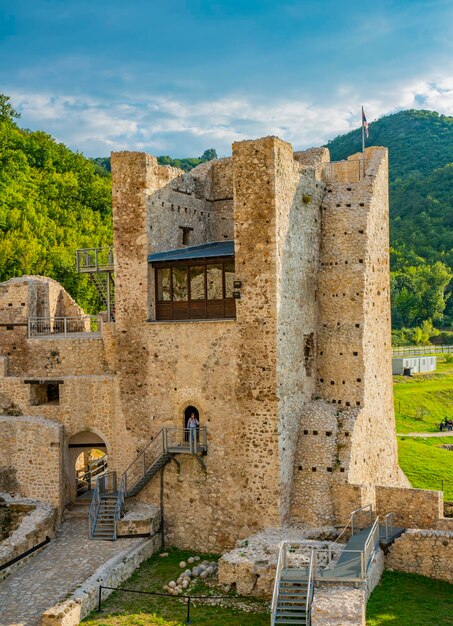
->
[376, 485, 445, 529]
[0, 494, 57, 581]
[311, 585, 366, 626]
[386, 528, 453, 583]
[41, 533, 161, 625]
[0, 416, 63, 512]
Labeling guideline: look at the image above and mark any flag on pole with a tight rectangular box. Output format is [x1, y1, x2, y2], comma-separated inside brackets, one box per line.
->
[362, 106, 369, 138]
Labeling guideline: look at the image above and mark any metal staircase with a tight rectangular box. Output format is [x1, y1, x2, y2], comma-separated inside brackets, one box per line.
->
[88, 273, 115, 322]
[89, 428, 208, 540]
[270, 505, 405, 625]
[76, 247, 115, 322]
[271, 545, 314, 625]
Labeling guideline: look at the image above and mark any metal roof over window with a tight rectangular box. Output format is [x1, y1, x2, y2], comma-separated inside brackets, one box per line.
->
[147, 240, 234, 263]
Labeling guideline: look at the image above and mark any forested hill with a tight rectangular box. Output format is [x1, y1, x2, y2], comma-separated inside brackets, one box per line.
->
[327, 110, 453, 334]
[0, 97, 113, 313]
[0, 93, 452, 336]
[327, 110, 453, 269]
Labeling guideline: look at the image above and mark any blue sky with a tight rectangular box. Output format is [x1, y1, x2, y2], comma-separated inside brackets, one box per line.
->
[1, 0, 452, 157]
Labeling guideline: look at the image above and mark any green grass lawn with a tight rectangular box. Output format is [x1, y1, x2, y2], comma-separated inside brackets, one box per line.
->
[367, 571, 453, 625]
[82, 548, 269, 626]
[397, 436, 453, 500]
[394, 355, 453, 433]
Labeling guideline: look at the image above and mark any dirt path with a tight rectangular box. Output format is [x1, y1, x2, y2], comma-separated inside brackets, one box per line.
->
[396, 431, 453, 437]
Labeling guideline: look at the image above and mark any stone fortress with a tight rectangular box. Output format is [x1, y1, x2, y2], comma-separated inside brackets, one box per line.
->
[0, 136, 451, 623]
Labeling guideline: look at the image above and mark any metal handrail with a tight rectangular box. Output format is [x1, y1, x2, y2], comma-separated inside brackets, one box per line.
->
[28, 315, 101, 338]
[362, 516, 380, 576]
[113, 474, 126, 541]
[305, 548, 315, 622]
[76, 455, 107, 495]
[351, 503, 373, 536]
[165, 427, 208, 453]
[383, 512, 394, 543]
[123, 429, 166, 495]
[88, 478, 101, 539]
[76, 247, 114, 273]
[271, 541, 287, 625]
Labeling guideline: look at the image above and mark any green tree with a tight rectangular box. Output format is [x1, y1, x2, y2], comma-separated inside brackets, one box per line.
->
[0, 94, 20, 123]
[391, 262, 452, 328]
[200, 148, 217, 161]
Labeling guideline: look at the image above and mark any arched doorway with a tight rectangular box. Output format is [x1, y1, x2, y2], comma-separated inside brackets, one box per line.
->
[184, 405, 200, 429]
[184, 405, 200, 445]
[68, 431, 108, 502]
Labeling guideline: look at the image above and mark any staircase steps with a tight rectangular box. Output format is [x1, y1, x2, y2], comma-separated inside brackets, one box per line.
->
[91, 495, 118, 540]
[126, 453, 171, 498]
[274, 574, 309, 625]
[88, 273, 115, 321]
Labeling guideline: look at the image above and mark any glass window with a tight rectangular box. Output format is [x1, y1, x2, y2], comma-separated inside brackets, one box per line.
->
[172, 266, 188, 301]
[224, 261, 235, 298]
[157, 268, 171, 301]
[190, 266, 205, 300]
[207, 264, 223, 300]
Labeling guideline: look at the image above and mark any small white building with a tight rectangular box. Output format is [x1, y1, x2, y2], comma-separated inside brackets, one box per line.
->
[392, 356, 436, 375]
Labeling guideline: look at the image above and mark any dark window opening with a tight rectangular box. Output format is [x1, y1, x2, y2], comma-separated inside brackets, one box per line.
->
[30, 382, 60, 406]
[180, 226, 193, 246]
[154, 257, 236, 321]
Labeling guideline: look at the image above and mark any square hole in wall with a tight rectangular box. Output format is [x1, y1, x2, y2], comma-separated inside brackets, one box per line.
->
[29, 382, 61, 406]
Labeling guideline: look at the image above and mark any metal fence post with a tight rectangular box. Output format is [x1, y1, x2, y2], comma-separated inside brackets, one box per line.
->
[63, 317, 67, 338]
[98, 585, 102, 612]
[185, 596, 192, 624]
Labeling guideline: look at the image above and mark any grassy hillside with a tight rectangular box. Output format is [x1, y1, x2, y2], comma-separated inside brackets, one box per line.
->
[397, 437, 452, 500]
[393, 355, 453, 432]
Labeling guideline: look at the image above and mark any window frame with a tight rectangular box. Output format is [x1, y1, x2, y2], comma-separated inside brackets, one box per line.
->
[153, 256, 236, 321]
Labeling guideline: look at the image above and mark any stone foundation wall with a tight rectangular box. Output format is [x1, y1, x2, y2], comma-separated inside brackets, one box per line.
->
[0, 494, 57, 581]
[386, 529, 453, 583]
[311, 585, 366, 626]
[0, 416, 63, 512]
[376, 485, 444, 529]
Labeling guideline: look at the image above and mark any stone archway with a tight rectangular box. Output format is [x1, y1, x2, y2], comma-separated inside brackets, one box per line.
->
[67, 431, 108, 502]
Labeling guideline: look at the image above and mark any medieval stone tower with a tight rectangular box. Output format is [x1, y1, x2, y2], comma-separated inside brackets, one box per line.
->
[0, 136, 407, 551]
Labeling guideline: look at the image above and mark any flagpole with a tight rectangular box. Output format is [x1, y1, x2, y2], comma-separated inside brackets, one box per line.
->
[361, 106, 366, 178]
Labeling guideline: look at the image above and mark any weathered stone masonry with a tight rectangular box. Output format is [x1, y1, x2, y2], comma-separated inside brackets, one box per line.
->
[0, 136, 434, 554]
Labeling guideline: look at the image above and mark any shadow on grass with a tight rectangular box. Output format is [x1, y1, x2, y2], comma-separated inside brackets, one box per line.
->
[367, 571, 453, 626]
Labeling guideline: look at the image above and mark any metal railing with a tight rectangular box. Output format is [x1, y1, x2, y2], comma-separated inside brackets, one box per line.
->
[351, 503, 373, 536]
[76, 247, 114, 273]
[89, 478, 101, 539]
[362, 516, 380, 574]
[123, 429, 167, 496]
[306, 548, 315, 625]
[392, 344, 453, 357]
[123, 427, 208, 495]
[166, 427, 208, 453]
[271, 541, 287, 626]
[28, 315, 101, 338]
[317, 158, 369, 183]
[97, 471, 117, 496]
[76, 455, 107, 496]
[113, 474, 126, 541]
[382, 512, 394, 544]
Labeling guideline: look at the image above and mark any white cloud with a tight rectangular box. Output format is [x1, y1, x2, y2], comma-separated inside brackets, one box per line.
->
[6, 76, 453, 158]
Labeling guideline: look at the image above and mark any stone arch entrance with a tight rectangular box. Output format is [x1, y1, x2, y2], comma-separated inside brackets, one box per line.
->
[184, 405, 200, 429]
[68, 431, 108, 502]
